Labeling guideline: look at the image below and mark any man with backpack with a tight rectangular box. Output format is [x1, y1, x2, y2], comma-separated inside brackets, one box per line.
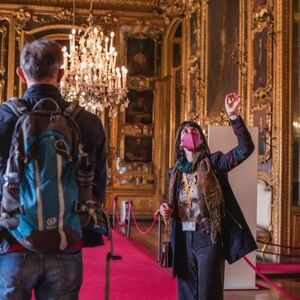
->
[0, 39, 107, 299]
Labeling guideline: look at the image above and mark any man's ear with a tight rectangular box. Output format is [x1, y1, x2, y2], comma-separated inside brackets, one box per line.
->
[16, 67, 27, 84]
[57, 68, 64, 83]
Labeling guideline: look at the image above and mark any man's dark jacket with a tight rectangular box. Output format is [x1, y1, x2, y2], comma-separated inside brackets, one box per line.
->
[170, 117, 257, 277]
[0, 84, 107, 253]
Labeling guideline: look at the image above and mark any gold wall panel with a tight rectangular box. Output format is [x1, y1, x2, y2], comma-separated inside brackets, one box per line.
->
[206, 0, 240, 119]
[0, 1, 297, 252]
[0, 17, 9, 102]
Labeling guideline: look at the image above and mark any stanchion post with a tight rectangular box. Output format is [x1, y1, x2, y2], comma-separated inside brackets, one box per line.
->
[157, 213, 162, 263]
[112, 196, 116, 228]
[126, 201, 132, 240]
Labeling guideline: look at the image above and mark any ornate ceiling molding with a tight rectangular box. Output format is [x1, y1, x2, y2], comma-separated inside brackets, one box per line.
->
[154, 0, 199, 24]
[123, 20, 163, 40]
[10, 7, 120, 48]
[0, 1, 156, 13]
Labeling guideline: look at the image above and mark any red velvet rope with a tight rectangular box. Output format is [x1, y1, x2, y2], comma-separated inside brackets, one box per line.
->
[131, 207, 159, 235]
[243, 257, 300, 300]
[112, 197, 159, 233]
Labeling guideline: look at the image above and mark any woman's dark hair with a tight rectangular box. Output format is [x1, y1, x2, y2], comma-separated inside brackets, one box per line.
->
[174, 120, 210, 160]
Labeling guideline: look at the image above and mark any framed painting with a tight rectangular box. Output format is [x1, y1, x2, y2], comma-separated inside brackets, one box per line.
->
[189, 10, 198, 57]
[253, 108, 267, 156]
[253, 28, 268, 91]
[189, 72, 197, 113]
[207, 0, 239, 116]
[124, 136, 152, 163]
[125, 90, 154, 124]
[253, 107, 271, 162]
[127, 38, 155, 77]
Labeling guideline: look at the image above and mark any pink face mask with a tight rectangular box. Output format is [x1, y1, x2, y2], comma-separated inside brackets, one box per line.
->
[181, 131, 203, 152]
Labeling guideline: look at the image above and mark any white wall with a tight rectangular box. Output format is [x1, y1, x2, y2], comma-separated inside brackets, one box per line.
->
[208, 125, 258, 289]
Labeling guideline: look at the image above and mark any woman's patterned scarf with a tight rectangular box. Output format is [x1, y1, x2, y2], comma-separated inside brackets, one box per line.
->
[176, 155, 193, 173]
[168, 157, 225, 244]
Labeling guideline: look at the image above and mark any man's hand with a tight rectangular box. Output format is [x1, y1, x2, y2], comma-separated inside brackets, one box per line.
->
[225, 92, 241, 115]
[159, 203, 173, 220]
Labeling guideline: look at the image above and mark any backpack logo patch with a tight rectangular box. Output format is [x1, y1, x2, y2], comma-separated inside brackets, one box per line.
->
[46, 217, 57, 228]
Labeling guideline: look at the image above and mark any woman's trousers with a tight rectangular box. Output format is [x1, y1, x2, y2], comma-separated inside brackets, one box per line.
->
[176, 229, 225, 300]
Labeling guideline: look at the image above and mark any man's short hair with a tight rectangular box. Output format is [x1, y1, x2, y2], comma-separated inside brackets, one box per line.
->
[21, 39, 63, 81]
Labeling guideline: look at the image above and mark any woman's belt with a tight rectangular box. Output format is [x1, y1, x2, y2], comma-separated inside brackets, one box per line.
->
[195, 217, 211, 233]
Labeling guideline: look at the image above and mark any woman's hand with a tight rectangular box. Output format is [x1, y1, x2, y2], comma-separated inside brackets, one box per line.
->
[225, 92, 241, 116]
[159, 203, 173, 220]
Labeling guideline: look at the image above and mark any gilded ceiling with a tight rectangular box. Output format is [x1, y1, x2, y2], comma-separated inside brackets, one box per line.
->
[0, 0, 156, 13]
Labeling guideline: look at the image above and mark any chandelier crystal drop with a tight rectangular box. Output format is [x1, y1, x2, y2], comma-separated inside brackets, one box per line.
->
[60, 22, 129, 117]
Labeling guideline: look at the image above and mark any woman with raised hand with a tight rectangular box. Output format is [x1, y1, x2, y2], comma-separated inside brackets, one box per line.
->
[160, 92, 257, 300]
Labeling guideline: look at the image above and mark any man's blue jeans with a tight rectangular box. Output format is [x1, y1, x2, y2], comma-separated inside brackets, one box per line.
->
[0, 250, 82, 300]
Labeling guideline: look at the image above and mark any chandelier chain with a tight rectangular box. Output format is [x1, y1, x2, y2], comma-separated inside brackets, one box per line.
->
[72, 0, 75, 26]
[89, 0, 94, 14]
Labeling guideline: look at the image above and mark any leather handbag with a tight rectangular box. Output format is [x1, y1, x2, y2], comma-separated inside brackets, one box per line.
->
[160, 241, 173, 268]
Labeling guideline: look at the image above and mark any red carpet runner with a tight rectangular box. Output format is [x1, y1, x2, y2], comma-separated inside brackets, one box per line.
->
[80, 231, 177, 300]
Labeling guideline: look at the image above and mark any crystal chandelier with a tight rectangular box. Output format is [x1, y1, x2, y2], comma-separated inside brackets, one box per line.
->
[60, 10, 128, 117]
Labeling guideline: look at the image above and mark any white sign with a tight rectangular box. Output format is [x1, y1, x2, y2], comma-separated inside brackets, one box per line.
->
[208, 125, 258, 289]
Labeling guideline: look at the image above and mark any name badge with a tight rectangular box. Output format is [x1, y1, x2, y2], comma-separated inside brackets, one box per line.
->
[182, 221, 196, 231]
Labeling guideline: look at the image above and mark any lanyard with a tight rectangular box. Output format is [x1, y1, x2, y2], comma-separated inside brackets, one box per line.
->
[182, 172, 197, 208]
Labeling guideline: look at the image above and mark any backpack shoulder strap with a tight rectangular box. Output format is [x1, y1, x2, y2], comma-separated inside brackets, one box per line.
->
[32, 97, 60, 112]
[64, 100, 84, 120]
[3, 98, 29, 118]
[64, 101, 84, 155]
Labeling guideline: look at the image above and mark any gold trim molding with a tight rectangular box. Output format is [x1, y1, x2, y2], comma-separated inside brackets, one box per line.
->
[253, 0, 274, 31]
[271, 0, 291, 252]
[0, 1, 155, 13]
[154, 0, 200, 24]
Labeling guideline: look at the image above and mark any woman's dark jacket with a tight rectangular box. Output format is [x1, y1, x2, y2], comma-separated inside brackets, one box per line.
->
[170, 116, 257, 277]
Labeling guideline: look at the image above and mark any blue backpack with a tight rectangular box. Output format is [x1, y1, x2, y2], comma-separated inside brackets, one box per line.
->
[0, 98, 96, 252]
